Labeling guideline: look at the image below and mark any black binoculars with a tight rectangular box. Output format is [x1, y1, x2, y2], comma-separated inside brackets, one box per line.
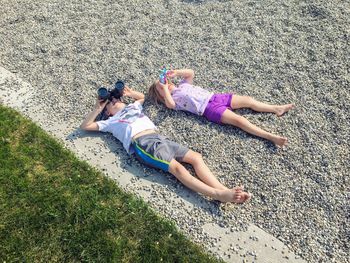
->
[97, 80, 125, 101]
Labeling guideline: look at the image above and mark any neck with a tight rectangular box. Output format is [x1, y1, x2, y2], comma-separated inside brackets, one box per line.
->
[110, 103, 126, 116]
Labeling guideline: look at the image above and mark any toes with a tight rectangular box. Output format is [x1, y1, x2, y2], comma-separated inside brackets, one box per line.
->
[276, 104, 294, 116]
[275, 137, 288, 147]
[280, 138, 288, 147]
[233, 192, 252, 204]
[245, 192, 252, 202]
[240, 192, 252, 203]
[234, 195, 241, 203]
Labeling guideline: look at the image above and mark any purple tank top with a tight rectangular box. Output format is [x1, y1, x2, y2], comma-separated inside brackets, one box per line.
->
[171, 81, 213, 115]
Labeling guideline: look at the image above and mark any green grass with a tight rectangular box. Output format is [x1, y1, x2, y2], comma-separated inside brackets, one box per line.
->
[0, 105, 221, 263]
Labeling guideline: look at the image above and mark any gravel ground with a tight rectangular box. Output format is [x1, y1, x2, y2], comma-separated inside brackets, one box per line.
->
[0, 1, 349, 262]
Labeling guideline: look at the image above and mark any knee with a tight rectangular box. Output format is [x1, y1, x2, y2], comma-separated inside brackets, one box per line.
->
[191, 152, 204, 165]
[242, 96, 254, 107]
[231, 115, 246, 127]
[170, 161, 185, 175]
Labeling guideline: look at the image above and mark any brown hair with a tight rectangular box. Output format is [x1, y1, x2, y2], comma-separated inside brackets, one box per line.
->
[148, 81, 165, 105]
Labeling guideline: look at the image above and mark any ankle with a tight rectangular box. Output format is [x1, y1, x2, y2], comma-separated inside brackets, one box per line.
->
[213, 189, 221, 201]
[273, 106, 280, 114]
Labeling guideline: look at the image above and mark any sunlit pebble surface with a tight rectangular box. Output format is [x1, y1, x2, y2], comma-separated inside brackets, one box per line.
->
[1, 0, 349, 262]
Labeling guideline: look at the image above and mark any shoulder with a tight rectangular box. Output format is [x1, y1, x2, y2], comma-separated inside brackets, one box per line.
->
[179, 79, 187, 85]
[130, 101, 142, 109]
[96, 117, 112, 132]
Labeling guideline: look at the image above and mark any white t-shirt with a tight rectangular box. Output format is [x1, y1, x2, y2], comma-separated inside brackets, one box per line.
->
[96, 101, 156, 154]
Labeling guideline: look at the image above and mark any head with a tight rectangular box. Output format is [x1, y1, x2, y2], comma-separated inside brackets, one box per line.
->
[148, 80, 165, 104]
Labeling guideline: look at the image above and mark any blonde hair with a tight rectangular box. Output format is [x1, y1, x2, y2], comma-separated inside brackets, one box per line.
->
[148, 81, 165, 104]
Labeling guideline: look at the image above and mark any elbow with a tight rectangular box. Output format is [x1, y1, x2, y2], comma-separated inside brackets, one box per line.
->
[188, 69, 195, 78]
[136, 94, 145, 103]
[80, 123, 88, 130]
[183, 69, 194, 83]
[166, 102, 176, 109]
[137, 98, 145, 105]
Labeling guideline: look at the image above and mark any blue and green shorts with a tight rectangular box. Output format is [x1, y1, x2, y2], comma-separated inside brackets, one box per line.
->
[132, 133, 189, 172]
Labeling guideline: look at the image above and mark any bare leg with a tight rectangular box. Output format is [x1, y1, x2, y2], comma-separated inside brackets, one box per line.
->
[168, 159, 250, 203]
[231, 95, 294, 116]
[181, 150, 227, 190]
[221, 109, 288, 147]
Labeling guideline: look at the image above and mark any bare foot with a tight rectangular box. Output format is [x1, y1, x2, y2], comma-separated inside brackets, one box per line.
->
[272, 136, 288, 147]
[232, 186, 252, 204]
[216, 189, 237, 203]
[216, 187, 252, 203]
[275, 104, 294, 117]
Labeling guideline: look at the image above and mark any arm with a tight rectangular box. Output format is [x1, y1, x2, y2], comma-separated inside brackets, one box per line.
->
[160, 82, 176, 109]
[123, 86, 145, 105]
[168, 69, 194, 84]
[80, 99, 108, 131]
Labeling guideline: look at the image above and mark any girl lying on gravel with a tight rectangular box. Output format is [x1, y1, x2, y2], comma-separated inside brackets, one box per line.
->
[80, 86, 251, 204]
[148, 69, 294, 147]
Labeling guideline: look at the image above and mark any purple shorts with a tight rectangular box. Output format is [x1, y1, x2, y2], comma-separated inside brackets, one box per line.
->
[203, 93, 233, 123]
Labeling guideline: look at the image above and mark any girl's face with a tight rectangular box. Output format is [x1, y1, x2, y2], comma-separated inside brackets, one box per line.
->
[155, 80, 174, 93]
[106, 98, 125, 116]
[153, 81, 162, 98]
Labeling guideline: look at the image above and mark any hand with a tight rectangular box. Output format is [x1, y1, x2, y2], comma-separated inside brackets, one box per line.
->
[166, 70, 177, 78]
[158, 81, 169, 91]
[122, 86, 133, 97]
[94, 98, 108, 110]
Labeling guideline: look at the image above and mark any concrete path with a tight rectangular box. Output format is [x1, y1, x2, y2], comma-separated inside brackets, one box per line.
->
[0, 66, 305, 263]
